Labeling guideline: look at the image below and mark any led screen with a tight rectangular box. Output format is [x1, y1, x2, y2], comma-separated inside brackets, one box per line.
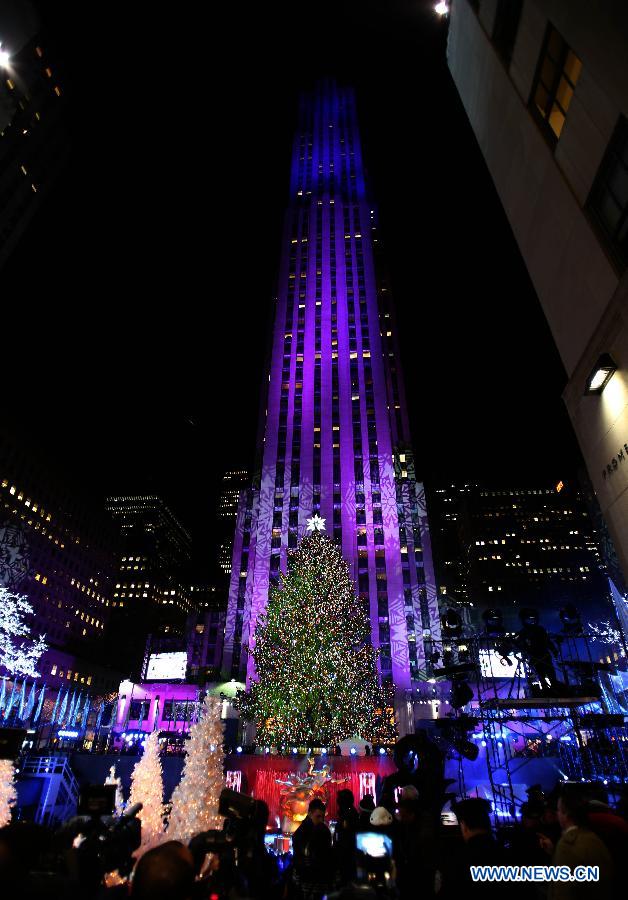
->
[145, 651, 188, 681]
[479, 649, 523, 679]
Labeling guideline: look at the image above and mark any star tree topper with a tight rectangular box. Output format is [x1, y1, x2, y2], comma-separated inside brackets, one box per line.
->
[306, 514, 326, 533]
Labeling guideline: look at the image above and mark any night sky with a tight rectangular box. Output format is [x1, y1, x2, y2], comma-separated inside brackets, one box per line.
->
[2, 0, 581, 568]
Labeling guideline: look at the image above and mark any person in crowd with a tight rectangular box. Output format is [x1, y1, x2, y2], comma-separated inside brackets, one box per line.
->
[439, 798, 502, 899]
[357, 794, 375, 830]
[132, 841, 195, 900]
[584, 793, 628, 876]
[394, 795, 436, 900]
[508, 801, 549, 866]
[333, 789, 359, 885]
[542, 785, 613, 900]
[291, 798, 334, 900]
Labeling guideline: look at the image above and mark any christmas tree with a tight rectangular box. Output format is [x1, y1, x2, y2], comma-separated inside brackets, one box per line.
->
[127, 732, 165, 849]
[167, 695, 224, 843]
[235, 518, 397, 746]
[0, 758, 16, 827]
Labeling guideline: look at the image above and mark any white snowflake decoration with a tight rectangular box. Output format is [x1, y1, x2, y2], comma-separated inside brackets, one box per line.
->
[306, 514, 326, 533]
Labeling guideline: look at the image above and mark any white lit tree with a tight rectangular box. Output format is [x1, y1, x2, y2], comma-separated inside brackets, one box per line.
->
[128, 731, 165, 850]
[167, 695, 224, 843]
[0, 587, 48, 677]
[0, 758, 16, 827]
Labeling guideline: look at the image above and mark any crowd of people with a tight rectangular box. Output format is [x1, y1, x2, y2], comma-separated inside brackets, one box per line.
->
[1, 780, 627, 898]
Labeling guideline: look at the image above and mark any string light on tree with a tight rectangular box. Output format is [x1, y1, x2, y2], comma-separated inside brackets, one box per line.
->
[235, 527, 397, 746]
[0, 758, 16, 827]
[0, 587, 48, 677]
[167, 695, 225, 843]
[127, 731, 165, 851]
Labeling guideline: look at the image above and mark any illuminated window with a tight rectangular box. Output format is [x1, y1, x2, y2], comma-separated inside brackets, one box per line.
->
[530, 24, 581, 144]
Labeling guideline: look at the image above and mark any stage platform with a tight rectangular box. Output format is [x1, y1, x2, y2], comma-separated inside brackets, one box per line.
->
[480, 696, 600, 710]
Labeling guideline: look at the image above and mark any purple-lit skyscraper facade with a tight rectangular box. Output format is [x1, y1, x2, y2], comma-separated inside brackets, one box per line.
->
[223, 83, 441, 704]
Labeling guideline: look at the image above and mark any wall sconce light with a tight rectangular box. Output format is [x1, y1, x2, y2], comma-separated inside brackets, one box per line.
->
[585, 353, 617, 395]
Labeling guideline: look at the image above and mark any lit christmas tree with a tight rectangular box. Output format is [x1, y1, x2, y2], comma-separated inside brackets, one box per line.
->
[0, 757, 16, 827]
[167, 695, 224, 843]
[0, 587, 47, 677]
[128, 731, 165, 850]
[235, 521, 398, 746]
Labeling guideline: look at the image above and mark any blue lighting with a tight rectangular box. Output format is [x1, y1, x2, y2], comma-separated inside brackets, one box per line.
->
[236, 746, 243, 754]
[379, 747, 386, 755]
[481, 740, 487, 747]
[292, 748, 298, 754]
[57, 729, 80, 739]
[321, 748, 327, 755]
[350, 747, 357, 756]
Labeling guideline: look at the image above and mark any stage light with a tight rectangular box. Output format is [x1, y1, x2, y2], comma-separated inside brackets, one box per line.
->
[442, 608, 463, 637]
[0, 45, 10, 68]
[585, 353, 617, 394]
[560, 603, 582, 634]
[292, 748, 298, 754]
[321, 748, 326, 754]
[434, 1, 449, 16]
[450, 678, 473, 710]
[350, 747, 357, 756]
[236, 746, 242, 754]
[519, 607, 539, 626]
[482, 608, 504, 635]
[379, 747, 386, 755]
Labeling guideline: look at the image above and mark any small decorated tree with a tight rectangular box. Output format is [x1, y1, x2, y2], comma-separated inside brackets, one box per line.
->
[167, 695, 224, 843]
[0, 757, 16, 827]
[235, 518, 397, 746]
[128, 731, 165, 849]
[105, 764, 125, 817]
[0, 587, 47, 677]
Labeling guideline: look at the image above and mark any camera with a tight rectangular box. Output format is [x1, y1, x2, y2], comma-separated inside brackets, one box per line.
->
[188, 788, 277, 899]
[57, 788, 142, 893]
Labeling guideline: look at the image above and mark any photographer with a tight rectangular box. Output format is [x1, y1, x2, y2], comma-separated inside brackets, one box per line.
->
[132, 841, 195, 900]
[292, 798, 334, 900]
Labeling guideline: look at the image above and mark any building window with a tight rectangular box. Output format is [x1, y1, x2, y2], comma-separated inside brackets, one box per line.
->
[529, 24, 582, 145]
[492, 0, 523, 66]
[587, 115, 628, 271]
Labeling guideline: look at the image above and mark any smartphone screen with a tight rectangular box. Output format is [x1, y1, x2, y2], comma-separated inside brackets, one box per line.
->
[356, 832, 393, 858]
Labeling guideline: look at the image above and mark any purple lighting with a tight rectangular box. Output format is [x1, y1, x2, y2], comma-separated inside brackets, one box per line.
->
[222, 82, 441, 719]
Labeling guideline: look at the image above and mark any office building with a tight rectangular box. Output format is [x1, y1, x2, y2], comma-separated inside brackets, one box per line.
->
[0, 431, 124, 692]
[0, 0, 69, 266]
[217, 469, 248, 577]
[105, 495, 194, 675]
[447, 0, 628, 585]
[222, 82, 441, 718]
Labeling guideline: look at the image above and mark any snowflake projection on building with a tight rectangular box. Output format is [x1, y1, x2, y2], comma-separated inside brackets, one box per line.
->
[305, 514, 326, 533]
[0, 523, 29, 589]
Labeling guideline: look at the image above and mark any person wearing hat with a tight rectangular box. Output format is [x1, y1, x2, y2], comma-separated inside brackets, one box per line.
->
[358, 794, 376, 830]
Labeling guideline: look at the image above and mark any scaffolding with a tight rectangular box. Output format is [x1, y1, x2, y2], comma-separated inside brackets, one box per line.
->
[425, 616, 628, 822]
[473, 623, 628, 820]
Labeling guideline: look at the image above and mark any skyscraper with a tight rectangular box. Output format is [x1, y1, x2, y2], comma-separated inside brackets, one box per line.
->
[0, 0, 70, 267]
[223, 83, 441, 718]
[217, 469, 249, 577]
